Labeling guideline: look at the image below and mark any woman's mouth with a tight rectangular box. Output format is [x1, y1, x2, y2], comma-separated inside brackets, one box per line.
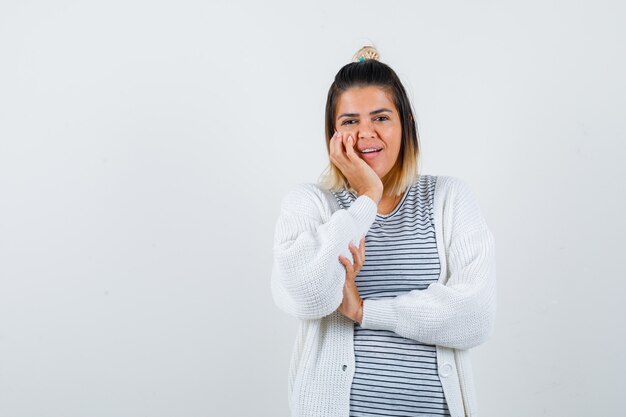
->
[359, 148, 382, 160]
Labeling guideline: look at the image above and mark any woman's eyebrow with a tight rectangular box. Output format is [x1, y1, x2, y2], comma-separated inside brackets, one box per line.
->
[337, 108, 393, 119]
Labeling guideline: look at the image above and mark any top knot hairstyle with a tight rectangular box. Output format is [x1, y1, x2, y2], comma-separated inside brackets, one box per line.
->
[352, 45, 380, 62]
[319, 45, 421, 198]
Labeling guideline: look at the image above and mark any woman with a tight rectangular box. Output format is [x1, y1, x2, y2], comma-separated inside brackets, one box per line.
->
[270, 46, 497, 417]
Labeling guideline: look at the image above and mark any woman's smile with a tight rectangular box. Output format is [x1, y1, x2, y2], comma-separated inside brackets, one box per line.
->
[359, 148, 383, 160]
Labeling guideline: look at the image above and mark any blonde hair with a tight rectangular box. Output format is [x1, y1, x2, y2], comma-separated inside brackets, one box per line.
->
[318, 45, 421, 198]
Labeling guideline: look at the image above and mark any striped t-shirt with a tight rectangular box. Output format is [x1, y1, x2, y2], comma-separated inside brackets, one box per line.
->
[331, 174, 451, 417]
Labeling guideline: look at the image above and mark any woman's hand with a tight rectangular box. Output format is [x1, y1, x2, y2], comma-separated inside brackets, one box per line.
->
[329, 131, 383, 204]
[337, 236, 366, 324]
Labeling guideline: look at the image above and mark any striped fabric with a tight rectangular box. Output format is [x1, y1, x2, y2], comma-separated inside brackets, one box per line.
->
[331, 174, 451, 417]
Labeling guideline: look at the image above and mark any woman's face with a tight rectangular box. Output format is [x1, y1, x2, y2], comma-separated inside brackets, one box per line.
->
[334, 86, 402, 183]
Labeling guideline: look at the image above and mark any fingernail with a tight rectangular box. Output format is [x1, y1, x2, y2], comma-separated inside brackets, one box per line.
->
[348, 136, 352, 143]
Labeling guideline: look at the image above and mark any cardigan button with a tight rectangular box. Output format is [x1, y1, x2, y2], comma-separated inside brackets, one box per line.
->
[439, 363, 452, 378]
[342, 364, 347, 371]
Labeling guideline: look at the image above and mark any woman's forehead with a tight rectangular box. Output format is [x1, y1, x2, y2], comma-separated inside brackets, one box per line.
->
[337, 86, 395, 112]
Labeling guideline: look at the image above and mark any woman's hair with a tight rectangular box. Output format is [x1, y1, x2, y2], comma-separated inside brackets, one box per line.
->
[318, 45, 421, 198]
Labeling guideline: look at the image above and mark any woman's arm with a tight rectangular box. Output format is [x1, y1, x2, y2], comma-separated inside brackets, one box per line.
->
[270, 183, 378, 320]
[359, 177, 497, 349]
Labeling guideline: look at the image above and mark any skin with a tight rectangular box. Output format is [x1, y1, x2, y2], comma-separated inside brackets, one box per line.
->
[329, 85, 404, 324]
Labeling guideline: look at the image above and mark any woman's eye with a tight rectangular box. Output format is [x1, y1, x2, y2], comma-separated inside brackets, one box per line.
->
[341, 116, 387, 125]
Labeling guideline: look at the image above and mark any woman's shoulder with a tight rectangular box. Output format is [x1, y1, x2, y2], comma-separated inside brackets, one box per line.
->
[428, 174, 477, 201]
[278, 182, 335, 218]
[430, 174, 491, 238]
[427, 173, 465, 188]
[281, 182, 334, 203]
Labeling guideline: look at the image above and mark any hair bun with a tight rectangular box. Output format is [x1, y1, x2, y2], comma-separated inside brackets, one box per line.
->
[352, 45, 380, 62]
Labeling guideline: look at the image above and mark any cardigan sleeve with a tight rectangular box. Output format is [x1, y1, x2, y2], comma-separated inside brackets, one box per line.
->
[359, 177, 497, 349]
[270, 183, 378, 320]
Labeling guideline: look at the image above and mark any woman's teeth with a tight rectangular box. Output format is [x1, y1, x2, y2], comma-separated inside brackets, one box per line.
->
[361, 148, 381, 153]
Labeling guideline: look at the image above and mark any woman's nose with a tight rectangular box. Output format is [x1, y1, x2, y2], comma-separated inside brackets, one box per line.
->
[357, 120, 376, 139]
[358, 127, 376, 139]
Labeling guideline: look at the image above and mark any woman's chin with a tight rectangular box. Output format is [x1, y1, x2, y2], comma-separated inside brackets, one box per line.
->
[366, 163, 384, 177]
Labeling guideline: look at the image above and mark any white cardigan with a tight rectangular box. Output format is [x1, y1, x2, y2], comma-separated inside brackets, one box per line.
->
[270, 175, 497, 417]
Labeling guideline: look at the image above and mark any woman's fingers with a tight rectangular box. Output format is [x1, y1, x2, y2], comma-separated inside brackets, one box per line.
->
[348, 242, 362, 270]
[343, 134, 358, 161]
[338, 255, 354, 275]
[331, 131, 349, 168]
[359, 236, 366, 262]
[330, 131, 364, 183]
[329, 131, 342, 161]
[357, 236, 366, 267]
[329, 132, 338, 163]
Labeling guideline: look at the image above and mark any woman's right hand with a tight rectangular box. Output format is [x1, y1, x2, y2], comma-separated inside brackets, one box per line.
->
[329, 131, 383, 204]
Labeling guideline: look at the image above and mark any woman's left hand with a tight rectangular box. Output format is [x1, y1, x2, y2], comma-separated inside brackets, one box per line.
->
[337, 236, 365, 324]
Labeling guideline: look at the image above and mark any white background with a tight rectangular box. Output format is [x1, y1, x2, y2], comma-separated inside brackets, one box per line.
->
[1, 1, 624, 416]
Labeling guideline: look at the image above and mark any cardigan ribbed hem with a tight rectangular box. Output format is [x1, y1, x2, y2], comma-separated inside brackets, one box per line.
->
[360, 297, 398, 332]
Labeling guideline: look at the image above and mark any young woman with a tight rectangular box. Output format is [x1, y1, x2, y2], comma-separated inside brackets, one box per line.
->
[270, 45, 497, 417]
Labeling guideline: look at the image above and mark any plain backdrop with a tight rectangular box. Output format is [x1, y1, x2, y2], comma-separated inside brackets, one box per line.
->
[1, 1, 624, 416]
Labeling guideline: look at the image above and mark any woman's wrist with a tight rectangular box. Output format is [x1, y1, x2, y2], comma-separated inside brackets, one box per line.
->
[356, 299, 364, 324]
[363, 190, 382, 205]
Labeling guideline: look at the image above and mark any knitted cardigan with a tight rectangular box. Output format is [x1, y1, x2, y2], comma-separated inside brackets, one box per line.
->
[270, 175, 497, 417]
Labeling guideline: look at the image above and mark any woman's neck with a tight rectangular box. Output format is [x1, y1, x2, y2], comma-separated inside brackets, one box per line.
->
[377, 191, 403, 215]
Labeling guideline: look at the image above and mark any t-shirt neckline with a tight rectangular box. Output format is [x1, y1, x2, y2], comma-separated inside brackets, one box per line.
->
[348, 183, 412, 220]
